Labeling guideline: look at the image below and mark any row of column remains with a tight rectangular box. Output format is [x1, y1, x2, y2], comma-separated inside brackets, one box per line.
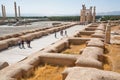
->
[0, 2, 21, 21]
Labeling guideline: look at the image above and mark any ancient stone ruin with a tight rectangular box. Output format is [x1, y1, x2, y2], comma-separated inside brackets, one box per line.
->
[0, 22, 120, 80]
[80, 4, 96, 24]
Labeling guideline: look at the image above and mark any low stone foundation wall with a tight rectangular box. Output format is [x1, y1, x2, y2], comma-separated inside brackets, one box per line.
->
[91, 33, 105, 39]
[0, 41, 9, 51]
[0, 22, 77, 51]
[0, 23, 116, 80]
[85, 27, 97, 31]
[69, 38, 90, 45]
[41, 38, 89, 53]
[0, 61, 9, 70]
[76, 47, 104, 69]
[74, 23, 105, 39]
[87, 38, 105, 48]
[41, 38, 69, 53]
[62, 67, 120, 80]
[39, 53, 78, 66]
[79, 31, 95, 35]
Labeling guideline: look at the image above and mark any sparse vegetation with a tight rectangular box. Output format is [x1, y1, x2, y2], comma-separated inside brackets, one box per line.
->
[101, 15, 120, 21]
[21, 64, 66, 80]
[48, 16, 80, 21]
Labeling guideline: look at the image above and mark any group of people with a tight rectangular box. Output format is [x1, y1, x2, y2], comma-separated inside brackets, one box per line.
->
[18, 39, 31, 49]
[55, 30, 68, 38]
[17, 30, 67, 48]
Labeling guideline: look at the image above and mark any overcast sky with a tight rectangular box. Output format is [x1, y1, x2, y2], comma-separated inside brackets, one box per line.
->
[0, 0, 120, 16]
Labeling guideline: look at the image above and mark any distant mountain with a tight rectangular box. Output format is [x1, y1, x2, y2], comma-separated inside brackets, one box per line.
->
[4, 11, 120, 17]
[5, 13, 80, 17]
[97, 11, 120, 15]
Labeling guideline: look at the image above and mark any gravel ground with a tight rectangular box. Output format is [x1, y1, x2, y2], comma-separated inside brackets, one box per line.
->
[0, 21, 67, 37]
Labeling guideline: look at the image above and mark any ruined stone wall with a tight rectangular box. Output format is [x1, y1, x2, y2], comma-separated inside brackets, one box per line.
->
[0, 23, 119, 80]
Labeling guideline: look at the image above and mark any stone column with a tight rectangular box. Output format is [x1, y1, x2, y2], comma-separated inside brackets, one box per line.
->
[3, 6, 6, 18]
[18, 6, 21, 18]
[90, 6, 93, 22]
[86, 13, 89, 24]
[14, 2, 17, 19]
[93, 6, 96, 23]
[1, 5, 4, 19]
[105, 23, 111, 44]
[80, 4, 86, 23]
[1, 5, 6, 19]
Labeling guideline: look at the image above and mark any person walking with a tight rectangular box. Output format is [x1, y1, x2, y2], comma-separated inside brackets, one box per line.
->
[54, 31, 57, 38]
[65, 30, 68, 37]
[18, 40, 22, 49]
[60, 30, 63, 36]
[21, 40, 25, 49]
[26, 40, 31, 48]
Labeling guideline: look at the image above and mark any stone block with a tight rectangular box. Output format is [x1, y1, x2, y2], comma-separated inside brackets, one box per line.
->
[0, 41, 8, 51]
[62, 67, 120, 80]
[0, 61, 9, 70]
[39, 53, 78, 66]
[87, 38, 104, 48]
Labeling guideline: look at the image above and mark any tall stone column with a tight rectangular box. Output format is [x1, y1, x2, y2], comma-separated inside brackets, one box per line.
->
[1, 5, 4, 19]
[3, 6, 6, 18]
[80, 4, 86, 23]
[1, 5, 6, 19]
[93, 6, 96, 23]
[14, 2, 17, 19]
[86, 13, 89, 23]
[89, 6, 93, 22]
[105, 23, 111, 44]
[18, 6, 21, 18]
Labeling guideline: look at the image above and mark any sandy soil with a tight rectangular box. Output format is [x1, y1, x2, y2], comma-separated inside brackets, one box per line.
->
[21, 64, 66, 80]
[80, 35, 91, 38]
[105, 44, 120, 73]
[62, 44, 86, 55]
[104, 25, 120, 73]
[111, 25, 120, 31]
[106, 44, 120, 73]
[111, 25, 120, 35]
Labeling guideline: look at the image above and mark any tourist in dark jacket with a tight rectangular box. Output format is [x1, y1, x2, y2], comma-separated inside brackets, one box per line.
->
[21, 40, 25, 48]
[18, 40, 22, 48]
[60, 30, 63, 36]
[65, 30, 68, 37]
[26, 40, 31, 48]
